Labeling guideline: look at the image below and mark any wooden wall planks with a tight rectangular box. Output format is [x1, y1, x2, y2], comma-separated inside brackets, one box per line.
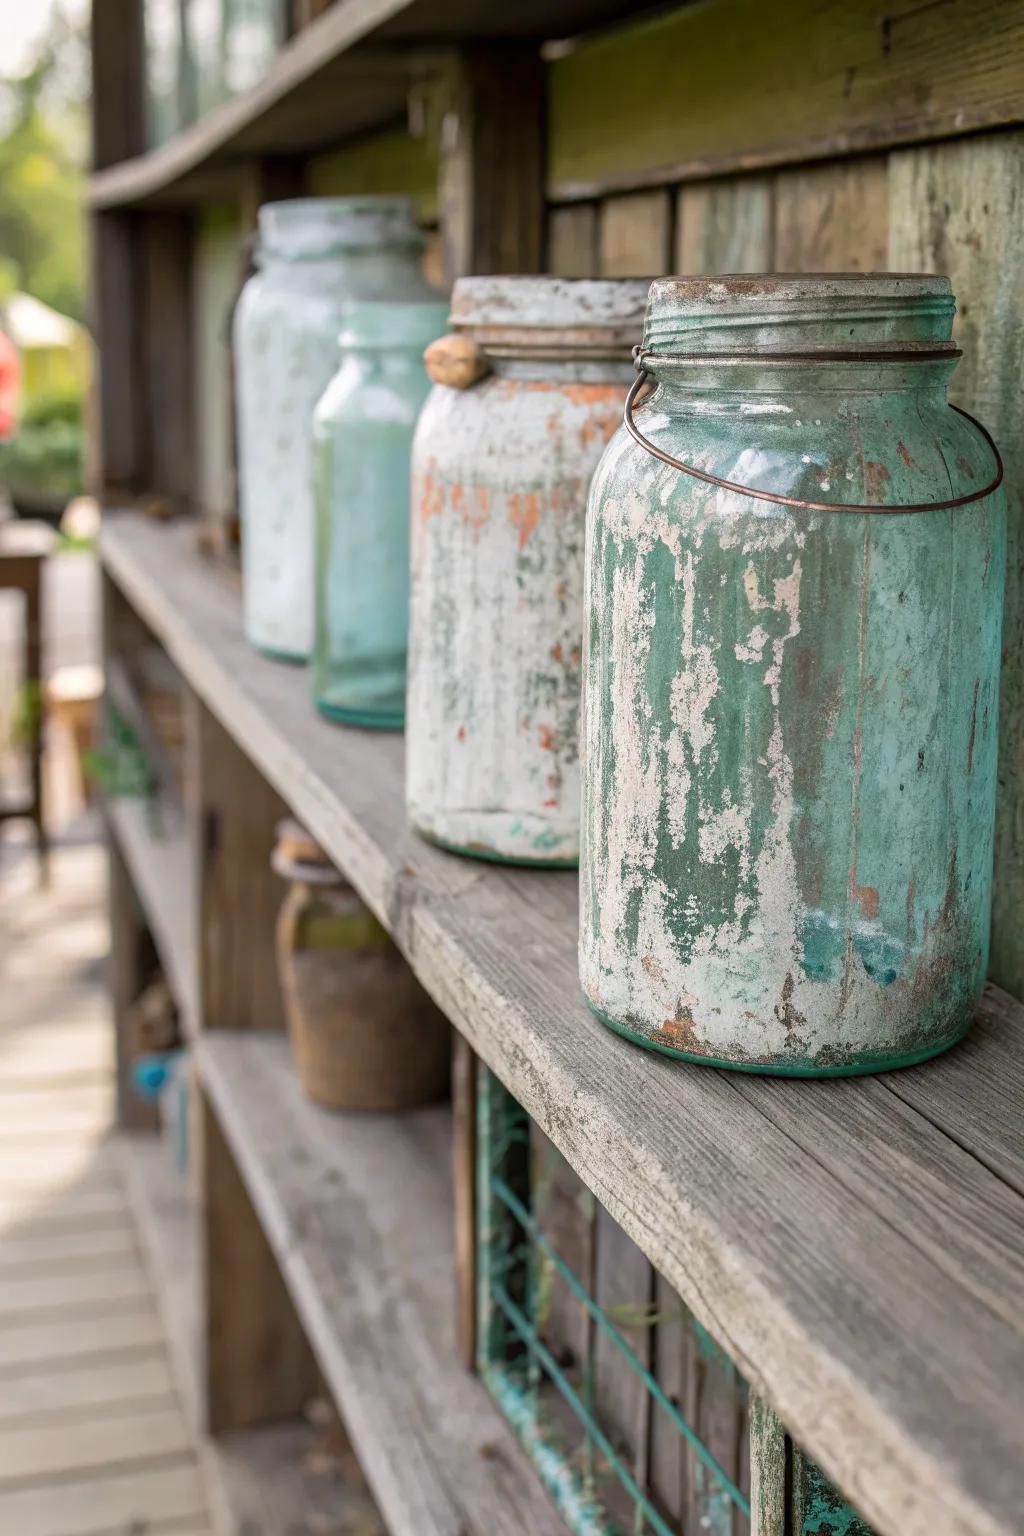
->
[676, 175, 772, 275]
[548, 203, 599, 276]
[773, 155, 888, 272]
[888, 130, 1024, 996]
[547, 0, 1024, 199]
[548, 127, 1024, 998]
[599, 189, 672, 277]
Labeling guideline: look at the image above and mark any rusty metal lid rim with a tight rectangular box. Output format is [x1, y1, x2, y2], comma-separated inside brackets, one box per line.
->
[449, 275, 650, 342]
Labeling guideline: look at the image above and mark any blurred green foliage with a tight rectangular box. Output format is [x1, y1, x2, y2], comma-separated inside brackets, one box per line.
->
[0, 4, 88, 323]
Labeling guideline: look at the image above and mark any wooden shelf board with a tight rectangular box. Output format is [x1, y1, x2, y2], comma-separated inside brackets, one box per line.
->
[87, 0, 664, 211]
[101, 511, 1024, 1536]
[199, 1030, 565, 1536]
[105, 793, 199, 1041]
[121, 1132, 384, 1536]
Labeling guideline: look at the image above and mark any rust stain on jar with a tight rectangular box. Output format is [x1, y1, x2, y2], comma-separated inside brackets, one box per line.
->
[864, 460, 891, 500]
[508, 490, 540, 550]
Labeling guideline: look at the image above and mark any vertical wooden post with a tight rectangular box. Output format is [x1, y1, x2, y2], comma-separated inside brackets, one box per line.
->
[90, 0, 145, 174]
[103, 572, 159, 1132]
[187, 690, 313, 1431]
[438, 47, 546, 284]
[188, 693, 288, 1035]
[89, 1, 147, 501]
[141, 211, 196, 516]
[107, 832, 161, 1133]
[203, 1093, 318, 1434]
[437, 46, 547, 1367]
[452, 1036, 478, 1368]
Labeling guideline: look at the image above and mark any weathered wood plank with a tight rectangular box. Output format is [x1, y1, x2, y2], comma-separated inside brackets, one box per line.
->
[190, 694, 286, 1036]
[0, 1462, 207, 1536]
[0, 1308, 164, 1375]
[0, 1405, 190, 1488]
[598, 189, 671, 277]
[308, 125, 438, 222]
[0, 1263, 150, 1322]
[592, 1201, 654, 1493]
[548, 0, 1024, 198]
[122, 1133, 384, 1536]
[0, 1185, 130, 1233]
[103, 514, 1024, 1536]
[675, 175, 772, 274]
[200, 1031, 565, 1536]
[0, 1220, 137, 1277]
[773, 155, 888, 271]
[439, 48, 546, 283]
[888, 130, 1024, 999]
[548, 203, 599, 277]
[0, 1083, 115, 1138]
[0, 1140, 122, 1189]
[0, 1020, 114, 1084]
[106, 793, 198, 1039]
[0, 1355, 175, 1428]
[452, 1034, 478, 1369]
[887, 984, 1024, 1196]
[203, 1092, 317, 1435]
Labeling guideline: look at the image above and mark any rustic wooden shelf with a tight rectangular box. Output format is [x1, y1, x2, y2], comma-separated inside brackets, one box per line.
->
[87, 0, 660, 211]
[105, 795, 199, 1041]
[199, 1030, 564, 1536]
[101, 510, 1024, 1536]
[121, 1133, 384, 1536]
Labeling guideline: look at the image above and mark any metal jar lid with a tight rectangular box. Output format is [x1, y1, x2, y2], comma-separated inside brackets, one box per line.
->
[258, 197, 424, 262]
[447, 275, 650, 359]
[642, 272, 956, 356]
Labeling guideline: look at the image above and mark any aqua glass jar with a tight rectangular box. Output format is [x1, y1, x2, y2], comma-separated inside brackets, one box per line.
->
[234, 197, 433, 662]
[580, 274, 1005, 1076]
[312, 299, 448, 728]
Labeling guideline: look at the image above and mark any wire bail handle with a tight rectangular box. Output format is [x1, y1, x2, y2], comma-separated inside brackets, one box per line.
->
[624, 346, 1003, 515]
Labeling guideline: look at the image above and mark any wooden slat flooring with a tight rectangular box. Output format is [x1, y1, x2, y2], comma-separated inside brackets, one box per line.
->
[0, 837, 212, 1536]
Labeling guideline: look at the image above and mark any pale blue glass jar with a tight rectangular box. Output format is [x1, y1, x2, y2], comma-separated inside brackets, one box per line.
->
[234, 197, 434, 662]
[312, 299, 448, 729]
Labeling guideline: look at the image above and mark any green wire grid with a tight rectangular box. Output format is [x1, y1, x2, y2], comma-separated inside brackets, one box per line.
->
[477, 1065, 751, 1536]
[477, 1066, 875, 1536]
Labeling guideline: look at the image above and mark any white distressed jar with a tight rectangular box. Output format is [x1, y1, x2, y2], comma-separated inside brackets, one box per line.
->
[406, 277, 648, 866]
[234, 197, 433, 660]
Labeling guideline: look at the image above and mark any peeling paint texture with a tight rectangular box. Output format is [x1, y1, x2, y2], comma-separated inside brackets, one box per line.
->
[407, 277, 647, 866]
[235, 198, 432, 661]
[580, 275, 1006, 1074]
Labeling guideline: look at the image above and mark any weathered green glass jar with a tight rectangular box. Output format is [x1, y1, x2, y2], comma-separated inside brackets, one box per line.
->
[580, 274, 1006, 1076]
[312, 299, 447, 728]
[234, 197, 432, 662]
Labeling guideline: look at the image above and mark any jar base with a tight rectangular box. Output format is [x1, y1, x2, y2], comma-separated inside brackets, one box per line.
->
[316, 698, 404, 731]
[414, 823, 578, 871]
[584, 998, 970, 1078]
[252, 640, 307, 665]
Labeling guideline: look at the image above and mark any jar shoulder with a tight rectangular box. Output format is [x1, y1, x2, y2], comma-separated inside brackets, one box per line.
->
[414, 373, 627, 473]
[590, 390, 1001, 514]
[315, 358, 430, 433]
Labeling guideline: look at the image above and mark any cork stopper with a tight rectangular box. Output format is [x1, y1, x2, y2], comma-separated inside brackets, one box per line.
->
[272, 818, 344, 886]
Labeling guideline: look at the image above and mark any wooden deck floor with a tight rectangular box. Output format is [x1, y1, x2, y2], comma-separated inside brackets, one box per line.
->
[0, 830, 212, 1536]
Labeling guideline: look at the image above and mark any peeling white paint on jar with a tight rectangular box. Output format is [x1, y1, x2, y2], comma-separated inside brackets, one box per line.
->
[580, 274, 1006, 1075]
[406, 277, 649, 866]
[234, 197, 434, 661]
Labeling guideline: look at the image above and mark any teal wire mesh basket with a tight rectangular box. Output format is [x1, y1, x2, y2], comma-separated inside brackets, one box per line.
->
[476, 1066, 872, 1536]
